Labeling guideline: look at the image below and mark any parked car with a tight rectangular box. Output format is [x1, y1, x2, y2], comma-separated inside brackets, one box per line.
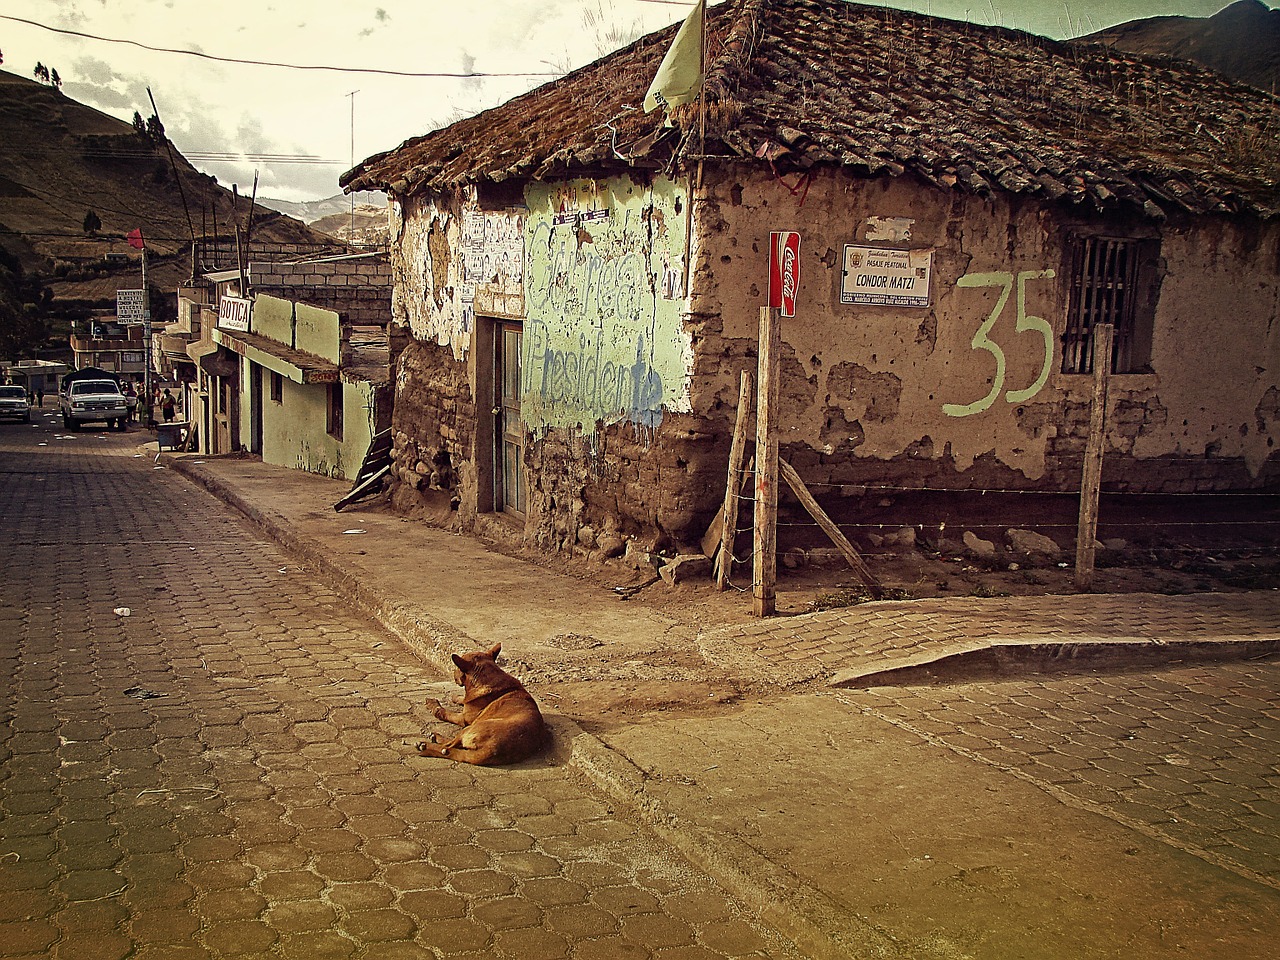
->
[59, 379, 129, 431]
[0, 384, 31, 422]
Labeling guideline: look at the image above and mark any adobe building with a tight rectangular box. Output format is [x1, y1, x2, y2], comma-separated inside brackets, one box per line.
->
[342, 0, 1280, 558]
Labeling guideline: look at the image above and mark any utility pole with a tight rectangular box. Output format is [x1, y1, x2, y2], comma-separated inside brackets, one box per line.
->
[141, 246, 151, 408]
[348, 90, 359, 244]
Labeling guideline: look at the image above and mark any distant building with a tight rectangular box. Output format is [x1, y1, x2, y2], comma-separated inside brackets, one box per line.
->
[172, 253, 401, 478]
[0, 358, 69, 399]
[69, 318, 147, 380]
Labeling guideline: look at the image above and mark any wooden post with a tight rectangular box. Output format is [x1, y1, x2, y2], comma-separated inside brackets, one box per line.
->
[716, 371, 754, 590]
[754, 307, 780, 617]
[1075, 323, 1114, 591]
[778, 458, 882, 598]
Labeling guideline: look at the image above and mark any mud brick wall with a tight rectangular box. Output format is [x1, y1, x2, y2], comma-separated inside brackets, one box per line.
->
[388, 338, 474, 517]
[523, 410, 727, 555]
[686, 165, 1280, 522]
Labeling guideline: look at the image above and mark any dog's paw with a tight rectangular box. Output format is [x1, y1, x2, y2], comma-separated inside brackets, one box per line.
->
[424, 698, 441, 712]
[415, 740, 434, 754]
[432, 705, 449, 721]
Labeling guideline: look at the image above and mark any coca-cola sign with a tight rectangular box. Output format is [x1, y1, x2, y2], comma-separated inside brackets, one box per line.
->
[768, 231, 800, 317]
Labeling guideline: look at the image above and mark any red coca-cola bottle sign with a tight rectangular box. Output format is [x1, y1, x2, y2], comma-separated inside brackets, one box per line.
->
[768, 231, 801, 317]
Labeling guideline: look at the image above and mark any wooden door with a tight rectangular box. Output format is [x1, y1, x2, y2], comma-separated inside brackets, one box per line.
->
[495, 323, 525, 516]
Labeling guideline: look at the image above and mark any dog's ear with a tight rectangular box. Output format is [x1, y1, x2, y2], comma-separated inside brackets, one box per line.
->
[451, 654, 468, 672]
[486, 643, 502, 661]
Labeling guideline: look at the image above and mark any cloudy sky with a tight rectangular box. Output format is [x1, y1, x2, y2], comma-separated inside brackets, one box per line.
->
[0, 1, 1257, 203]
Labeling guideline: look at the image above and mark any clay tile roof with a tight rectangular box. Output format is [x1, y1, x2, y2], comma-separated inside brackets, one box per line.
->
[342, 0, 1280, 219]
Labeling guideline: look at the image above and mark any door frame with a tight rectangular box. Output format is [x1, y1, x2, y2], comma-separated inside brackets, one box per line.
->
[493, 320, 526, 518]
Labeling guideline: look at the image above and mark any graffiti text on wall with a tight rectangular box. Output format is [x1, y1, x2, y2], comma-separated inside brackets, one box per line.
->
[943, 270, 1056, 418]
[526, 325, 665, 428]
[526, 216, 650, 326]
[521, 177, 691, 434]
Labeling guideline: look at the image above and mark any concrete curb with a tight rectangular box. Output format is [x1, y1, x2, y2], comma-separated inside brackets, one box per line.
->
[567, 725, 915, 960]
[832, 636, 1280, 687]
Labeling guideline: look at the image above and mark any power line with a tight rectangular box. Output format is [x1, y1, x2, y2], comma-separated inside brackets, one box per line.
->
[7, 143, 343, 164]
[0, 13, 562, 79]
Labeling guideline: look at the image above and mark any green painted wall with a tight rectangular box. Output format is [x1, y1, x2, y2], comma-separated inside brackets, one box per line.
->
[251, 295, 341, 365]
[252, 362, 375, 480]
[253, 294, 294, 343]
[522, 175, 693, 432]
[296, 302, 340, 363]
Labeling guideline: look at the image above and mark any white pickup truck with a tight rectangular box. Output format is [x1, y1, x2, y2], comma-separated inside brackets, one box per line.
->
[60, 378, 129, 431]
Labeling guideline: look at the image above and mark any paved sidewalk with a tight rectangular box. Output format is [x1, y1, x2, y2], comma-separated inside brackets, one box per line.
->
[706, 592, 1280, 687]
[159, 450, 1280, 958]
[161, 451, 1280, 693]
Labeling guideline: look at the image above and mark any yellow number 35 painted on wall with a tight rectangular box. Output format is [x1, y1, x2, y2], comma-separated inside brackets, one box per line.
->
[943, 270, 1056, 418]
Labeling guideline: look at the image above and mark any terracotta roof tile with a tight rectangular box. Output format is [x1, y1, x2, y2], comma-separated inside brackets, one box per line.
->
[343, 0, 1280, 219]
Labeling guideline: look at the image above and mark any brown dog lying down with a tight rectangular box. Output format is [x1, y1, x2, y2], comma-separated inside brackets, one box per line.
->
[416, 643, 548, 765]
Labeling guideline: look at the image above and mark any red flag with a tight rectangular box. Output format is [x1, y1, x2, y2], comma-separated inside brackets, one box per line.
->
[127, 228, 145, 250]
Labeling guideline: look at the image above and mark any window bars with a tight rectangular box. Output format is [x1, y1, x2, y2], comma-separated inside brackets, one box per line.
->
[1062, 236, 1142, 375]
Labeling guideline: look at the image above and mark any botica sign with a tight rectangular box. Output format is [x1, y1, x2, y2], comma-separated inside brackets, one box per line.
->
[218, 295, 252, 332]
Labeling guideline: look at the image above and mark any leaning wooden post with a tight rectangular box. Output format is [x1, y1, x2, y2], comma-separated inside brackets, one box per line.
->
[778, 458, 882, 598]
[717, 370, 754, 590]
[1075, 323, 1114, 591]
[754, 306, 780, 617]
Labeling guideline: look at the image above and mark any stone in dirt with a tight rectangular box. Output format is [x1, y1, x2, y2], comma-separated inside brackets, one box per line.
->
[1007, 528, 1062, 559]
[963, 531, 997, 558]
[659, 554, 713, 585]
[595, 533, 625, 558]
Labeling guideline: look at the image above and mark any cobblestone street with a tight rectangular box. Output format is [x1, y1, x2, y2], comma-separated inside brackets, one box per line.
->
[4, 413, 1280, 960]
[0, 420, 792, 959]
[858, 660, 1280, 892]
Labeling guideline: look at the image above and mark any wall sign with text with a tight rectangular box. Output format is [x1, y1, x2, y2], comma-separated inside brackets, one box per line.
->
[218, 295, 252, 333]
[840, 245, 933, 308]
[768, 231, 801, 317]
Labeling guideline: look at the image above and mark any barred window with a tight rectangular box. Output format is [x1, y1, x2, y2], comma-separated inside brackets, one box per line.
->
[1062, 236, 1159, 374]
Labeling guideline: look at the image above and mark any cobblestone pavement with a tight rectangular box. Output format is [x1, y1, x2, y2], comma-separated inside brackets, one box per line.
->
[0, 419, 796, 959]
[601, 660, 1280, 958]
[856, 658, 1280, 891]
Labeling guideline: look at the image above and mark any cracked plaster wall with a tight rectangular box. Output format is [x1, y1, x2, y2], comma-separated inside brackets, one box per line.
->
[689, 166, 1280, 493]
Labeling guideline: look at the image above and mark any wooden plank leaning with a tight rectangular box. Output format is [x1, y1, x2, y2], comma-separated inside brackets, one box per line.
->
[715, 371, 755, 589]
[778, 458, 883, 598]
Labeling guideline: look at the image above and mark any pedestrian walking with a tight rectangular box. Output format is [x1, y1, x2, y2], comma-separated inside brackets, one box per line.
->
[122, 381, 137, 422]
[161, 389, 177, 423]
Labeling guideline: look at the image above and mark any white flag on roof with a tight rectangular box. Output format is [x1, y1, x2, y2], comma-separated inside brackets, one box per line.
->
[643, 0, 706, 114]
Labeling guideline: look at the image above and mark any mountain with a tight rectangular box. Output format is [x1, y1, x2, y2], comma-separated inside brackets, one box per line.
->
[258, 192, 390, 246]
[256, 192, 384, 223]
[1083, 0, 1279, 92]
[0, 68, 336, 308]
